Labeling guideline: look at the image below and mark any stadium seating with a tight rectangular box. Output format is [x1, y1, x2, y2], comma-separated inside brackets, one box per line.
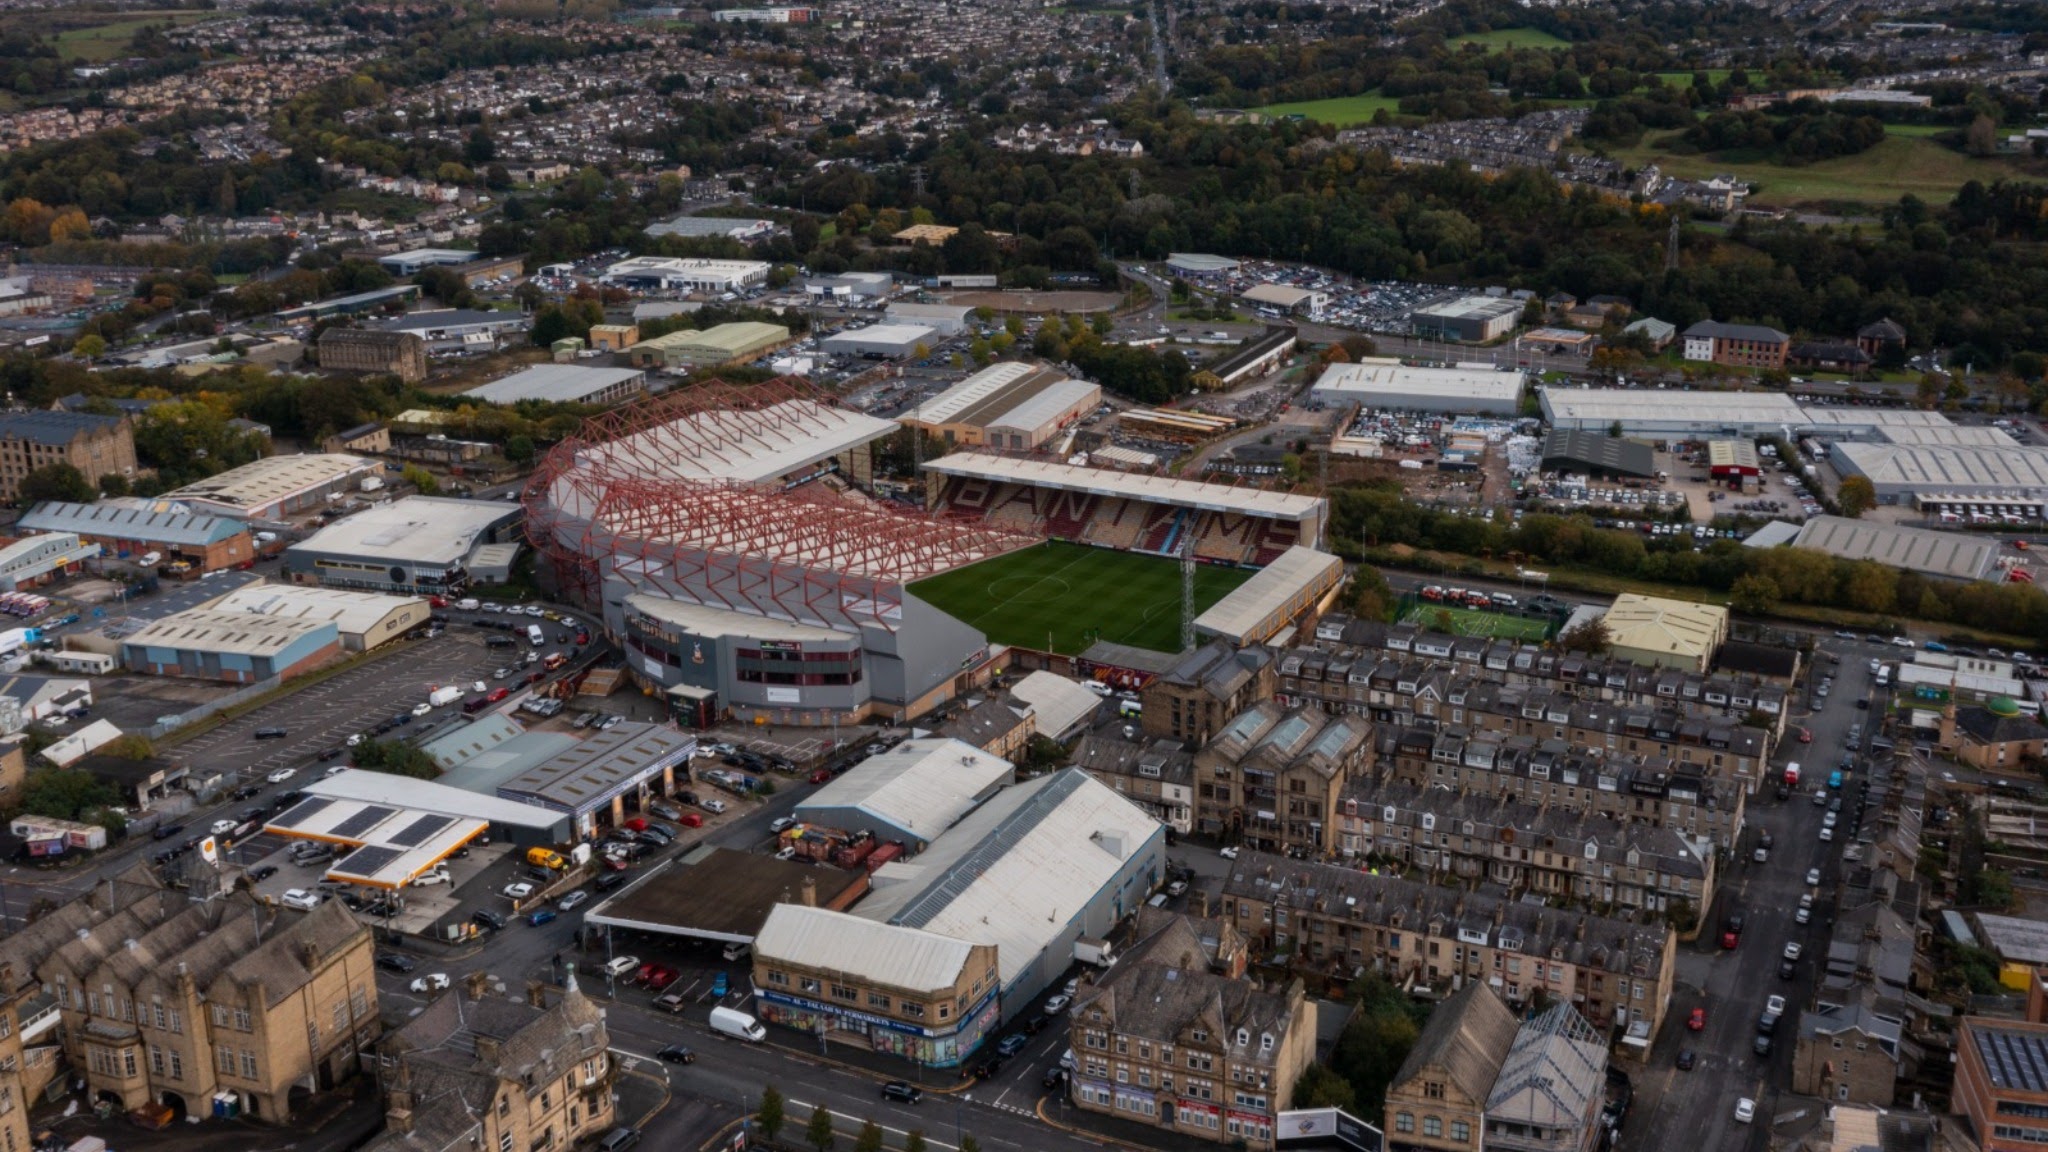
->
[1085, 499, 1145, 549]
[943, 476, 996, 516]
[1042, 491, 1100, 540]
[988, 485, 1043, 531]
[1194, 512, 1259, 564]
[1138, 504, 1181, 553]
[1252, 519, 1301, 565]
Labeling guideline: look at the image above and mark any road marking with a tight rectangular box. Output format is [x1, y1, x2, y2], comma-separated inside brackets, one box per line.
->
[785, 1098, 970, 1151]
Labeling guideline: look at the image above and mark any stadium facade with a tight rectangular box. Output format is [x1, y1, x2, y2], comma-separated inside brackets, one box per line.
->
[527, 379, 1336, 728]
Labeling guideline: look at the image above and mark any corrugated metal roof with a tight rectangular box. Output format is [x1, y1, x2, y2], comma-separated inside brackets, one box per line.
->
[754, 904, 983, 993]
[858, 769, 1161, 987]
[797, 737, 1011, 838]
[20, 500, 247, 547]
[1194, 547, 1341, 642]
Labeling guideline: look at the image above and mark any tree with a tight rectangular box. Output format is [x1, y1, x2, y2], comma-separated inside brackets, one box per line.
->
[1729, 573, 1780, 615]
[806, 1104, 836, 1152]
[99, 473, 129, 497]
[1293, 1063, 1356, 1111]
[1343, 565, 1395, 621]
[757, 1086, 784, 1142]
[402, 465, 440, 496]
[1837, 475, 1876, 518]
[72, 333, 105, 359]
[960, 1139, 981, 1152]
[17, 769, 121, 824]
[18, 463, 94, 505]
[854, 1119, 884, 1152]
[1556, 617, 1612, 655]
[904, 1132, 927, 1152]
[505, 435, 537, 464]
[350, 740, 440, 780]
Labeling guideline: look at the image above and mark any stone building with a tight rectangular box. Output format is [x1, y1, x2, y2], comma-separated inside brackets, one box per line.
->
[0, 411, 137, 502]
[318, 328, 428, 385]
[1220, 853, 1675, 1040]
[1068, 909, 1311, 1149]
[367, 972, 613, 1152]
[1383, 982, 1517, 1152]
[1192, 701, 1372, 856]
[1142, 640, 1275, 745]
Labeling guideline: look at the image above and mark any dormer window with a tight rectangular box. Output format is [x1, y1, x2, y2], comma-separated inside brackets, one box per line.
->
[1261, 1032, 1275, 1052]
[1236, 1028, 1250, 1048]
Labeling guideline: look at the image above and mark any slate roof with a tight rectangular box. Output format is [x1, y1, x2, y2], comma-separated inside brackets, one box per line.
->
[1077, 913, 1298, 1065]
[1391, 981, 1519, 1105]
[1955, 706, 2048, 747]
[0, 410, 124, 446]
[1682, 320, 1790, 345]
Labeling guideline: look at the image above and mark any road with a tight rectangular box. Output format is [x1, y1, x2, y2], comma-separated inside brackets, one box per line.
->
[1622, 632, 1898, 1152]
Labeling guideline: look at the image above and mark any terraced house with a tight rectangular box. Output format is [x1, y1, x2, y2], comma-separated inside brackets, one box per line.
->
[1378, 728, 1746, 853]
[1334, 781, 1715, 917]
[1219, 853, 1675, 1044]
[1068, 909, 1311, 1150]
[1193, 701, 1373, 855]
[13, 871, 377, 1125]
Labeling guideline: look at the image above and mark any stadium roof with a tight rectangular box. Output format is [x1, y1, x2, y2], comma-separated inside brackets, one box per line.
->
[589, 394, 896, 486]
[1787, 516, 2000, 581]
[1832, 442, 2048, 490]
[18, 500, 247, 547]
[290, 497, 518, 566]
[754, 904, 987, 993]
[1194, 546, 1341, 643]
[923, 453, 1325, 522]
[796, 736, 1013, 839]
[857, 768, 1161, 988]
[1539, 387, 1807, 428]
[165, 454, 377, 513]
[1312, 359, 1525, 405]
[121, 610, 333, 656]
[465, 364, 646, 405]
[625, 593, 850, 642]
[202, 584, 425, 634]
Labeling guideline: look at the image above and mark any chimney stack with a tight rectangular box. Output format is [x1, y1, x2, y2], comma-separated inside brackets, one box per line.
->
[386, 1090, 415, 1134]
[801, 875, 817, 908]
[466, 971, 490, 1001]
[474, 1034, 502, 1066]
[526, 980, 548, 1009]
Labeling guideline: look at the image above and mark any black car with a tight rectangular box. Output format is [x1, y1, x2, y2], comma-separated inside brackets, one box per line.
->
[376, 953, 416, 973]
[1042, 1067, 1069, 1091]
[151, 823, 185, 841]
[1779, 959, 1798, 980]
[881, 1081, 922, 1104]
[274, 791, 305, 812]
[318, 748, 344, 761]
[231, 785, 261, 802]
[249, 865, 279, 882]
[996, 1034, 1028, 1057]
[1753, 1033, 1773, 1057]
[656, 1045, 695, 1064]
[973, 1055, 1005, 1080]
[595, 872, 627, 892]
[1676, 1049, 1696, 1071]
[254, 727, 288, 739]
[1023, 1014, 1048, 1036]
[471, 909, 506, 932]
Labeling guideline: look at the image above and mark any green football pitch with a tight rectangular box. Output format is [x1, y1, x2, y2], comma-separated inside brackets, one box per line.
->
[909, 541, 1255, 655]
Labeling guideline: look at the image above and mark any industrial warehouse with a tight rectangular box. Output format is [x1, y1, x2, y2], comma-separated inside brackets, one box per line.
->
[164, 454, 380, 520]
[1539, 387, 1809, 437]
[464, 364, 649, 406]
[818, 323, 937, 360]
[1308, 359, 1526, 415]
[286, 496, 523, 593]
[900, 361, 1103, 451]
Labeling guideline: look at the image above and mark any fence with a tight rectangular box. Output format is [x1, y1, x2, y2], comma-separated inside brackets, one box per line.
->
[141, 675, 285, 741]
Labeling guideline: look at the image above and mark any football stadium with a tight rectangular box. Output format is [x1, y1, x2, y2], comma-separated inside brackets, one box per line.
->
[525, 377, 1338, 726]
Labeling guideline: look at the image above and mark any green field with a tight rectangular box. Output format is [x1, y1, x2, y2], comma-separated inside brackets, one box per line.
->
[1400, 603, 1556, 641]
[48, 11, 217, 62]
[1605, 133, 2036, 207]
[910, 541, 1253, 655]
[1448, 27, 1569, 50]
[1255, 92, 1406, 126]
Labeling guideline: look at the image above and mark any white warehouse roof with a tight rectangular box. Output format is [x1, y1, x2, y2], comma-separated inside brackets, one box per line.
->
[1311, 359, 1525, 409]
[201, 583, 427, 635]
[905, 362, 1043, 426]
[1540, 387, 1807, 431]
[1831, 442, 2048, 492]
[797, 737, 1012, 839]
[465, 364, 647, 404]
[754, 903, 987, 993]
[858, 768, 1160, 989]
[290, 497, 517, 566]
[989, 378, 1102, 433]
[1788, 516, 2000, 581]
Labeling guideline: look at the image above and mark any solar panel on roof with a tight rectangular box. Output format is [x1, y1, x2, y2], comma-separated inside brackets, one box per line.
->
[335, 844, 402, 877]
[1982, 1027, 2048, 1093]
[270, 798, 334, 829]
[387, 813, 453, 847]
[330, 805, 397, 839]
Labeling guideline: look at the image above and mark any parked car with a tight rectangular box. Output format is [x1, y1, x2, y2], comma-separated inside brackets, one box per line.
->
[410, 974, 451, 994]
[657, 1045, 696, 1064]
[882, 1082, 922, 1104]
[265, 768, 295, 784]
[376, 953, 416, 974]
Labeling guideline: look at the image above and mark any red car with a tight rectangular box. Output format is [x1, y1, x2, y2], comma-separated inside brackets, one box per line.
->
[430, 595, 448, 608]
[1688, 1007, 1706, 1031]
[809, 768, 832, 784]
[486, 687, 511, 703]
[1796, 727, 1812, 744]
[575, 630, 589, 644]
[678, 813, 704, 828]
[602, 857, 629, 872]
[623, 817, 649, 832]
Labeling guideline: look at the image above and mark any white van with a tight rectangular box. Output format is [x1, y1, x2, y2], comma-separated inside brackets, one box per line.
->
[527, 624, 545, 647]
[457, 598, 480, 611]
[722, 941, 751, 962]
[709, 1006, 766, 1042]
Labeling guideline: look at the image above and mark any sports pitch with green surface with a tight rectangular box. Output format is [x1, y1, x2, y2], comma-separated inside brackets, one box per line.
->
[910, 542, 1254, 655]
[1399, 604, 1556, 641]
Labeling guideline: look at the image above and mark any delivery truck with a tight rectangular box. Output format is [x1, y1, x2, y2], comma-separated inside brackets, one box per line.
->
[429, 685, 463, 707]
